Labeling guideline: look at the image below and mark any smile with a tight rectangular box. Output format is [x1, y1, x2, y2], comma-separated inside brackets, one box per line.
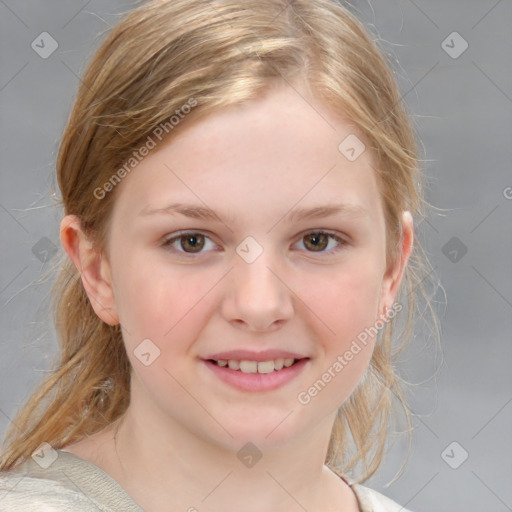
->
[203, 358, 309, 392]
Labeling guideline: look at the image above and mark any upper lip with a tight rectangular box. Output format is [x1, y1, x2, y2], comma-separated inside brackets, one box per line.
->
[203, 350, 309, 362]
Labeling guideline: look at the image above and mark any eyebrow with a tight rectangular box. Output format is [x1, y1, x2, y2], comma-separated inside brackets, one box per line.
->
[139, 202, 369, 224]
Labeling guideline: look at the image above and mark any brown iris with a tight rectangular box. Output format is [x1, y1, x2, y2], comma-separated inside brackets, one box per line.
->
[179, 234, 205, 253]
[303, 232, 329, 251]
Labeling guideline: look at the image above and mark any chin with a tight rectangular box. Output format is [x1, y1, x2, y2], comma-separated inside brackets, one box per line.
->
[205, 416, 308, 454]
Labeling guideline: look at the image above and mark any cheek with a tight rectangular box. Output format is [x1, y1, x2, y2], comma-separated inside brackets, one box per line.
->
[294, 260, 383, 405]
[112, 262, 216, 399]
[299, 258, 383, 340]
[112, 256, 219, 351]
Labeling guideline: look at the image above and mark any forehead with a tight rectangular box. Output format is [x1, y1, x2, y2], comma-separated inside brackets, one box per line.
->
[110, 83, 383, 228]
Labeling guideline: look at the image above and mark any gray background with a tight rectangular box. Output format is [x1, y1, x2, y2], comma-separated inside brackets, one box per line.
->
[1, 1, 511, 511]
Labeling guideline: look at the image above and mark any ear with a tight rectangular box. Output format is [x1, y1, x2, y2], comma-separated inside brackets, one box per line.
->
[60, 215, 119, 325]
[377, 211, 414, 319]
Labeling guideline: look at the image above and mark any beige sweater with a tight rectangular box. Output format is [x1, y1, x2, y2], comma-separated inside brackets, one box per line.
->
[0, 451, 412, 511]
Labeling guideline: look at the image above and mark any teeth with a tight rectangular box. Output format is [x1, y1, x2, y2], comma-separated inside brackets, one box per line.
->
[239, 360, 258, 373]
[228, 360, 240, 370]
[257, 361, 274, 374]
[215, 358, 298, 373]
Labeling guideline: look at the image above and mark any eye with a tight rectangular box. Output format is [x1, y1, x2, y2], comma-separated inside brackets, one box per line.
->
[294, 231, 347, 255]
[161, 230, 347, 257]
[162, 232, 217, 254]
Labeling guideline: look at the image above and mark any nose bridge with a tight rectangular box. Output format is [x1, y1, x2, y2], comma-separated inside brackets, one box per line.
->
[235, 237, 283, 297]
[223, 236, 294, 330]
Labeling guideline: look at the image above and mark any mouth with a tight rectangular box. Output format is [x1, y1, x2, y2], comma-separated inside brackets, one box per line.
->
[202, 357, 310, 392]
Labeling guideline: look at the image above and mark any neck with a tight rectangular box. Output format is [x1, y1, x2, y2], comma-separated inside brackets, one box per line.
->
[80, 376, 359, 512]
[100, 405, 358, 512]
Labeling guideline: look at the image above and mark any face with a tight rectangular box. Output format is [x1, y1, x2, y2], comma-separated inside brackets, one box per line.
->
[68, 82, 411, 453]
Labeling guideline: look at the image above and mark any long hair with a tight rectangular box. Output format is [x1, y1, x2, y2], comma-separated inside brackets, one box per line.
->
[0, 0, 441, 483]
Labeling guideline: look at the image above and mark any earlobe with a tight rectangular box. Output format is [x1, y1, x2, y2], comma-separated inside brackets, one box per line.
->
[60, 215, 119, 326]
[378, 211, 414, 319]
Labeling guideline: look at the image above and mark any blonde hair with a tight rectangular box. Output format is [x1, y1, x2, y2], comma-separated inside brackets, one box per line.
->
[0, 0, 441, 483]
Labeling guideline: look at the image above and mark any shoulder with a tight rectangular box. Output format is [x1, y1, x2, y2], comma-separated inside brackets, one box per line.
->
[351, 483, 413, 512]
[331, 469, 413, 512]
[0, 471, 105, 511]
[0, 450, 139, 512]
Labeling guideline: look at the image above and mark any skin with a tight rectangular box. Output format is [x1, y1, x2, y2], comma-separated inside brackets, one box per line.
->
[60, 80, 413, 512]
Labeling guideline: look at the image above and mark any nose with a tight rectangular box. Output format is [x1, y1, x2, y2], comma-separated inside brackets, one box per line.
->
[221, 248, 294, 332]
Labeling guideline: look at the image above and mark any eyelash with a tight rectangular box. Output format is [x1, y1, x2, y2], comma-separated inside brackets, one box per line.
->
[161, 230, 348, 257]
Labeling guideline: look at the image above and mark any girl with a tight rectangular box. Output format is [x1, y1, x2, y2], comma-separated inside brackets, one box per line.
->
[0, 1, 438, 510]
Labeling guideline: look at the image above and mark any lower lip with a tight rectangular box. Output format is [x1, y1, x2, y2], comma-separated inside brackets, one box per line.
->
[202, 359, 309, 392]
